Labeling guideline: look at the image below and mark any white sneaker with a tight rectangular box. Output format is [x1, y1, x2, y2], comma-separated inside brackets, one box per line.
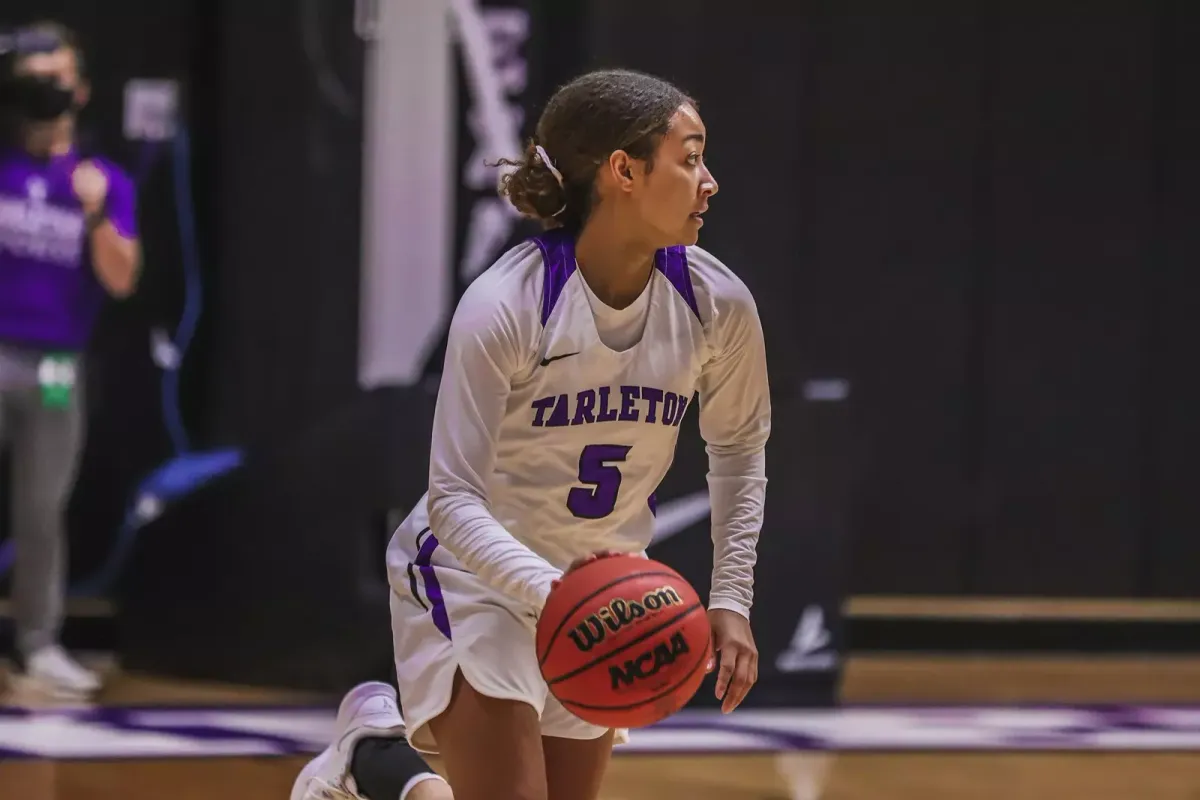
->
[291, 681, 414, 800]
[19, 646, 102, 698]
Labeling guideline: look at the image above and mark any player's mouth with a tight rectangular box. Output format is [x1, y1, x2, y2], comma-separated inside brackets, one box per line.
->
[689, 206, 708, 225]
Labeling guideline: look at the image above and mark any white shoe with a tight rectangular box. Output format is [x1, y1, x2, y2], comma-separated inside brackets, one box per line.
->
[291, 681, 413, 800]
[19, 646, 102, 698]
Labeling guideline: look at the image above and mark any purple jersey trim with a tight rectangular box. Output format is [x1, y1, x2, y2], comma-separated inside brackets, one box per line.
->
[532, 230, 701, 325]
[533, 228, 578, 326]
[654, 245, 701, 320]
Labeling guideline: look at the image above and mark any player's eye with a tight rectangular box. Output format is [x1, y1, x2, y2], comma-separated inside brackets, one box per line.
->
[687, 153, 701, 166]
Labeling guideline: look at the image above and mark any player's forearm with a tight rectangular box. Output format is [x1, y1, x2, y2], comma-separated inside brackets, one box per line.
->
[427, 490, 562, 609]
[706, 449, 766, 619]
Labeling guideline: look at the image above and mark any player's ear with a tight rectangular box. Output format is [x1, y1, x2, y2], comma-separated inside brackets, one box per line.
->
[607, 150, 637, 193]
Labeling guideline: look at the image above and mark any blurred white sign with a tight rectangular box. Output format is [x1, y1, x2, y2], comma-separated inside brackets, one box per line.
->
[123, 79, 180, 142]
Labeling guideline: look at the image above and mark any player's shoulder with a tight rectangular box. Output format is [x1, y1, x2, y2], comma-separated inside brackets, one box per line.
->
[460, 237, 542, 303]
[451, 238, 545, 335]
[681, 244, 759, 325]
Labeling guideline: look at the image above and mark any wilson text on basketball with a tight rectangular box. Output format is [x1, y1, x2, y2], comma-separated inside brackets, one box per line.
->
[566, 586, 685, 653]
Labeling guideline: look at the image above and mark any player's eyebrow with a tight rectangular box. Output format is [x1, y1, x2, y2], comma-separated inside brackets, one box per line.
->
[682, 133, 705, 145]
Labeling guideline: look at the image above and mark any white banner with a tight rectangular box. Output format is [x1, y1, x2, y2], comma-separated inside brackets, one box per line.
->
[358, 0, 528, 388]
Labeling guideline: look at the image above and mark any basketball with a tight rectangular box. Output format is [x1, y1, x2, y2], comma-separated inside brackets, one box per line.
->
[536, 554, 711, 729]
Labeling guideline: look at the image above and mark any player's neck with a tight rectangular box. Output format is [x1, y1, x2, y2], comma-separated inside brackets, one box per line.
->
[574, 216, 655, 310]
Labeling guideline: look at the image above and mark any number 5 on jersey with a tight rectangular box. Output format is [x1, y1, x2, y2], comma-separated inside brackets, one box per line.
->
[568, 444, 632, 519]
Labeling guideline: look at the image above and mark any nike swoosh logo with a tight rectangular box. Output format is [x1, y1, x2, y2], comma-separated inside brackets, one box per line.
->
[540, 352, 580, 367]
[649, 490, 711, 546]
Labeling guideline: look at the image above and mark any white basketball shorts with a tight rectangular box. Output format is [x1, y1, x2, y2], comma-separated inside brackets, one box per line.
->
[385, 505, 629, 754]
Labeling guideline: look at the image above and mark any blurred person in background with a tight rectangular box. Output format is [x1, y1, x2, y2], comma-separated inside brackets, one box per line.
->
[0, 21, 140, 697]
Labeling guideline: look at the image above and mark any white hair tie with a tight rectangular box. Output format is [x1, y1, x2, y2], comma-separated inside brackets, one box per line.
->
[534, 144, 565, 189]
[532, 144, 568, 217]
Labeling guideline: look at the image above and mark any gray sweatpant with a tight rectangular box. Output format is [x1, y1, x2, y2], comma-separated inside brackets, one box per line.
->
[0, 345, 84, 659]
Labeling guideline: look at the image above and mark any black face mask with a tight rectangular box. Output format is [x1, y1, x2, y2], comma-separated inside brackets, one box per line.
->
[9, 74, 76, 121]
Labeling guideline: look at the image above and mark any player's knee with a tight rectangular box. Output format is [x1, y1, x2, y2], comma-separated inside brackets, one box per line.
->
[440, 770, 545, 800]
[405, 775, 455, 800]
[502, 775, 548, 800]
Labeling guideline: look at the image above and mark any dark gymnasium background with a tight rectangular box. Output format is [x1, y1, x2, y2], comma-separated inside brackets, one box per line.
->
[1, 0, 1199, 715]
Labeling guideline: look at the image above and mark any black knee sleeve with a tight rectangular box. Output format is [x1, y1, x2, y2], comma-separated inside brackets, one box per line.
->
[350, 736, 439, 800]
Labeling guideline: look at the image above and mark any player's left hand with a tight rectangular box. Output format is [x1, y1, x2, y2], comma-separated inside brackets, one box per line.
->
[708, 608, 758, 714]
[71, 160, 109, 214]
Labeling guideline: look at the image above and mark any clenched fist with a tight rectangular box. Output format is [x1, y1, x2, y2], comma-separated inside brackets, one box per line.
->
[71, 160, 109, 215]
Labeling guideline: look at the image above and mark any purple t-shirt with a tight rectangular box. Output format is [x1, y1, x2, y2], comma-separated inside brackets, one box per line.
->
[0, 147, 138, 352]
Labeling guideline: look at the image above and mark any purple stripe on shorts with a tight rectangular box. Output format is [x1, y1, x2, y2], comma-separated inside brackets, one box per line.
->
[655, 245, 701, 320]
[414, 534, 453, 640]
[532, 229, 578, 325]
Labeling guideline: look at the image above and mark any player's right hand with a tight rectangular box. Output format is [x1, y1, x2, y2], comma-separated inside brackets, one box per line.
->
[550, 550, 624, 590]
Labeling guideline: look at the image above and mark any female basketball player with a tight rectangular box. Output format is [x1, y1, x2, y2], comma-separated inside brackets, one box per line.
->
[293, 68, 769, 800]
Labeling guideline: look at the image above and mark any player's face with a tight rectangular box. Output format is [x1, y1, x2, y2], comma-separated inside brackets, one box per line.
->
[632, 104, 718, 247]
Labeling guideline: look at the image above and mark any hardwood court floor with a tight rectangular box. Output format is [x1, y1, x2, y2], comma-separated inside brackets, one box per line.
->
[7, 753, 1200, 800]
[5, 655, 1200, 799]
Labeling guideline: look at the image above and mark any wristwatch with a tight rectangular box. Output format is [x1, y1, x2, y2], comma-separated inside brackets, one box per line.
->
[84, 201, 108, 233]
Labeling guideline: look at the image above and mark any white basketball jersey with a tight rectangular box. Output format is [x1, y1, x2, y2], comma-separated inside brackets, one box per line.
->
[387, 228, 770, 618]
